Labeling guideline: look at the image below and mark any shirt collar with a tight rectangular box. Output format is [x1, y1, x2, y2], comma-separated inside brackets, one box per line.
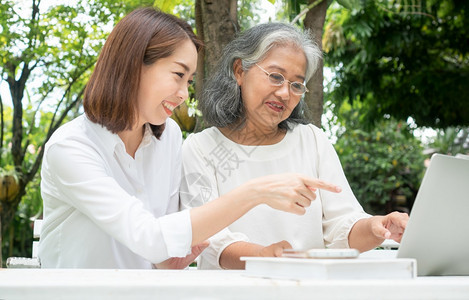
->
[83, 116, 122, 157]
[140, 123, 155, 149]
[84, 116, 157, 157]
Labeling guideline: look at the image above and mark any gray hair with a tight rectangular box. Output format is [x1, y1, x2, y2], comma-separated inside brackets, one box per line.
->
[200, 22, 322, 130]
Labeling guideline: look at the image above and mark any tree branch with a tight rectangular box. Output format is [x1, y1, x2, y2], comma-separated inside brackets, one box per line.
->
[0, 93, 4, 165]
[290, 0, 325, 25]
[26, 86, 85, 183]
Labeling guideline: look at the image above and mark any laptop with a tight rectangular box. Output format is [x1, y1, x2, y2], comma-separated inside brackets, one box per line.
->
[396, 154, 469, 276]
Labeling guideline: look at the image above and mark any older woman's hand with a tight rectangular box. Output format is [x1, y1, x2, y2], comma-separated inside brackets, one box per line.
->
[370, 211, 409, 243]
[349, 211, 408, 252]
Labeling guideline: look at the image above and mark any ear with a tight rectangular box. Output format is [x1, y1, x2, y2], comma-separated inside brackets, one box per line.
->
[232, 59, 244, 86]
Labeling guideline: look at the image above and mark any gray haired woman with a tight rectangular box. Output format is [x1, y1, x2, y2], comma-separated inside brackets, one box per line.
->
[180, 22, 408, 269]
[201, 22, 321, 131]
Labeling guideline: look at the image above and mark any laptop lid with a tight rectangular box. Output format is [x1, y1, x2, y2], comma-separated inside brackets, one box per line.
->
[397, 154, 469, 276]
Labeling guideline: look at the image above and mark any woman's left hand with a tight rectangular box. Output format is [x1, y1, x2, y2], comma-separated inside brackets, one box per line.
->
[371, 211, 409, 243]
[154, 240, 210, 269]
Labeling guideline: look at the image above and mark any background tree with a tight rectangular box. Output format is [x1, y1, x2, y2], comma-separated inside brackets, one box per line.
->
[281, 0, 354, 127]
[165, 0, 265, 132]
[280, 0, 329, 127]
[329, 102, 425, 215]
[193, 0, 238, 131]
[325, 0, 469, 128]
[0, 0, 152, 264]
[303, 0, 328, 127]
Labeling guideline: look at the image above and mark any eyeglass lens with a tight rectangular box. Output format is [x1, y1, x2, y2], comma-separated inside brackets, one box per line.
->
[268, 73, 306, 94]
[255, 64, 307, 95]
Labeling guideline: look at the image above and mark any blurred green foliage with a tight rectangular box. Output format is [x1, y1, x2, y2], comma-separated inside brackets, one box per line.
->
[0, 0, 153, 264]
[325, 0, 469, 128]
[428, 127, 469, 155]
[332, 101, 426, 215]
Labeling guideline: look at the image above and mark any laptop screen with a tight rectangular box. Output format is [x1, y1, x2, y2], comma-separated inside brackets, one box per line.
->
[397, 154, 469, 276]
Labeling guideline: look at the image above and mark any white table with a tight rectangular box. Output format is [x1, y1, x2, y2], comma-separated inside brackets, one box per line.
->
[1, 269, 469, 300]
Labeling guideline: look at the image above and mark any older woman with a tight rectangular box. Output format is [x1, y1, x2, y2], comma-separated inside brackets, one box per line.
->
[180, 23, 408, 269]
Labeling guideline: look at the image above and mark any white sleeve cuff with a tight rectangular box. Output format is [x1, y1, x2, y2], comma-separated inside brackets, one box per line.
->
[159, 209, 192, 257]
[198, 229, 249, 269]
[325, 213, 371, 249]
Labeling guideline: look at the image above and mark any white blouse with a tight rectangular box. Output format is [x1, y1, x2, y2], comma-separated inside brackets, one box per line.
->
[39, 115, 192, 269]
[180, 123, 370, 269]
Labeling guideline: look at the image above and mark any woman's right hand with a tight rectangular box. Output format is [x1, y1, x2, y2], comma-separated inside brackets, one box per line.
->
[242, 173, 342, 215]
[258, 240, 292, 257]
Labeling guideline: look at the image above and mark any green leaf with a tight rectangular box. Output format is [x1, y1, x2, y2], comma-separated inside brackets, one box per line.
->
[153, 0, 180, 13]
[336, 0, 353, 10]
[326, 0, 469, 128]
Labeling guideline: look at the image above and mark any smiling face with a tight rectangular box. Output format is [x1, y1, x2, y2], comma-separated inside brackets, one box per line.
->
[234, 44, 307, 131]
[136, 38, 197, 127]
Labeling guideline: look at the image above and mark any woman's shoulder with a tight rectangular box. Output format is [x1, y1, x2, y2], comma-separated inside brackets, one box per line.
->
[183, 127, 221, 153]
[165, 118, 182, 133]
[292, 123, 329, 139]
[47, 115, 87, 145]
[185, 127, 220, 142]
[44, 115, 100, 162]
[46, 115, 123, 158]
[160, 118, 183, 143]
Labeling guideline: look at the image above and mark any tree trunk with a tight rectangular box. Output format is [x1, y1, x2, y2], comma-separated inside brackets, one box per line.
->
[194, 0, 238, 132]
[198, 0, 238, 75]
[194, 0, 205, 107]
[303, 0, 328, 128]
[0, 214, 2, 267]
[0, 94, 4, 165]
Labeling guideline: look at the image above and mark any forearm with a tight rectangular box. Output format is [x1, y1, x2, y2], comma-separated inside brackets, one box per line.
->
[348, 217, 385, 252]
[189, 185, 259, 246]
[219, 242, 265, 269]
[189, 173, 339, 248]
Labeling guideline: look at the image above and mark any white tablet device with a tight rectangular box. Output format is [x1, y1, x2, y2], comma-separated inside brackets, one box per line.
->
[282, 248, 359, 259]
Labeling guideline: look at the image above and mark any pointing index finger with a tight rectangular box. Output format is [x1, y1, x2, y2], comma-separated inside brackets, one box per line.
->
[303, 177, 342, 193]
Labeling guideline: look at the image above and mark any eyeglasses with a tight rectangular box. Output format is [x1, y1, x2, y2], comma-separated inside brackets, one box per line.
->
[255, 63, 309, 95]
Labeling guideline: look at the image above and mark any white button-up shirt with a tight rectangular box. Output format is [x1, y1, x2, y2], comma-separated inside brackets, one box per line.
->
[39, 115, 192, 268]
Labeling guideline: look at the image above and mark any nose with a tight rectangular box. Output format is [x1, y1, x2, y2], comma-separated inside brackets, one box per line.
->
[176, 84, 189, 104]
[274, 81, 290, 101]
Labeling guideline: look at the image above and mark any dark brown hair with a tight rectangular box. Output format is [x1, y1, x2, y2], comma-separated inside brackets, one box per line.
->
[83, 7, 202, 138]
